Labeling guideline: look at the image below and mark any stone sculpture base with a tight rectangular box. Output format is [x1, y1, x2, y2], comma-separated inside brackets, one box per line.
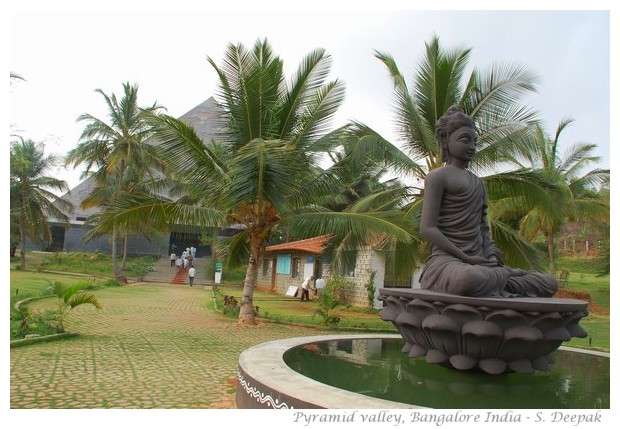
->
[378, 288, 588, 375]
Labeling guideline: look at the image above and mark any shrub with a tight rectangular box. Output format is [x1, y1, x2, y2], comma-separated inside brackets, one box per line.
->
[365, 270, 377, 309]
[10, 305, 57, 340]
[324, 275, 352, 305]
[313, 276, 353, 328]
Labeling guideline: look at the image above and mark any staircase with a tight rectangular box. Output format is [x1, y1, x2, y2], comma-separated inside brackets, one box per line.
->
[143, 257, 212, 286]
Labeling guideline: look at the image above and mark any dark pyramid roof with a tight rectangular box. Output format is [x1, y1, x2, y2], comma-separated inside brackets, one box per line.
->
[178, 96, 222, 143]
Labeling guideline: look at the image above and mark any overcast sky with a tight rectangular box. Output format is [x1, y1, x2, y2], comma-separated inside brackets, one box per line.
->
[9, 2, 613, 191]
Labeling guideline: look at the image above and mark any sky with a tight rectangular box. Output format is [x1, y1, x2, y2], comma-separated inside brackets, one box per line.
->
[8, 2, 614, 192]
[4, 0, 617, 425]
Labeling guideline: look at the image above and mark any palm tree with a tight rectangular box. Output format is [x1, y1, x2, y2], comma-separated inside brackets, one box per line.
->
[501, 119, 610, 275]
[10, 137, 73, 269]
[65, 82, 165, 279]
[46, 280, 102, 333]
[93, 39, 412, 324]
[341, 34, 557, 269]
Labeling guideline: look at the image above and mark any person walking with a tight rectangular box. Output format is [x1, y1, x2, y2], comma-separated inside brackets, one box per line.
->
[300, 275, 314, 302]
[176, 256, 183, 271]
[188, 265, 196, 287]
[170, 252, 177, 267]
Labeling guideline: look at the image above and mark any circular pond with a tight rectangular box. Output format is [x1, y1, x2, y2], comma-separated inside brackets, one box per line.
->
[236, 334, 609, 409]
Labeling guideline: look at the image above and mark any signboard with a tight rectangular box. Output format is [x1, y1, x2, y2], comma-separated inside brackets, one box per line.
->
[285, 285, 298, 297]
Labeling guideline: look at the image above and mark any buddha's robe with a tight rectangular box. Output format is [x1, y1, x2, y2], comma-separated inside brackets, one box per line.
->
[419, 173, 558, 298]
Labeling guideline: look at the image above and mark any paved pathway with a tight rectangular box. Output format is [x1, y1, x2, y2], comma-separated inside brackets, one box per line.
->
[10, 283, 334, 409]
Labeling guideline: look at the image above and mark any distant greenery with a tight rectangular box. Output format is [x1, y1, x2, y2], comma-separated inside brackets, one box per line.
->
[555, 257, 609, 351]
[557, 256, 607, 276]
[200, 256, 247, 285]
[12, 251, 157, 279]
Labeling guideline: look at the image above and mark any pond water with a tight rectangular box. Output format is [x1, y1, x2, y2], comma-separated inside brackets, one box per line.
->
[283, 338, 609, 409]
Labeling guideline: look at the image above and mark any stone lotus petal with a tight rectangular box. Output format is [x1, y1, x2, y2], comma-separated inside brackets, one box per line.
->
[485, 309, 527, 330]
[426, 349, 449, 364]
[531, 355, 550, 372]
[422, 314, 461, 356]
[508, 359, 534, 373]
[406, 298, 439, 324]
[449, 354, 477, 370]
[409, 344, 427, 358]
[442, 304, 482, 326]
[462, 320, 503, 360]
[378, 296, 404, 322]
[498, 326, 543, 361]
[478, 358, 507, 375]
[530, 311, 563, 331]
[543, 326, 572, 341]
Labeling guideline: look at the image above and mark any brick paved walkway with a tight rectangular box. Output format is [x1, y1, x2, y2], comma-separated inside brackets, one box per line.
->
[10, 283, 334, 409]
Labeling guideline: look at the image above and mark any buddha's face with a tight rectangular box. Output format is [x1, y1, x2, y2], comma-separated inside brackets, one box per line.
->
[447, 125, 477, 163]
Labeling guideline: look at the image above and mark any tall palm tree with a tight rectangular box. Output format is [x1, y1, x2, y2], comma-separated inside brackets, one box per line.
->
[341, 34, 557, 269]
[65, 82, 165, 279]
[500, 119, 610, 275]
[94, 39, 412, 324]
[10, 138, 73, 269]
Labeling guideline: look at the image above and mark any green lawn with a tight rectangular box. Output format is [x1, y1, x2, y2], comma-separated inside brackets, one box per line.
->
[10, 270, 110, 300]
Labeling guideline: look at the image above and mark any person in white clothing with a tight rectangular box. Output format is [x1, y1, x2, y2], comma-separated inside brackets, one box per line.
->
[188, 266, 196, 287]
[300, 276, 314, 302]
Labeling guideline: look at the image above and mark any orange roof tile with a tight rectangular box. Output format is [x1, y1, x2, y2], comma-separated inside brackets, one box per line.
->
[266, 235, 330, 255]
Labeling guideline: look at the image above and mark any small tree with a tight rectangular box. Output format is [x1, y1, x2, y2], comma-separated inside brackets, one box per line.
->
[365, 270, 377, 309]
[313, 276, 353, 327]
[46, 280, 102, 333]
[324, 275, 352, 305]
[313, 291, 341, 328]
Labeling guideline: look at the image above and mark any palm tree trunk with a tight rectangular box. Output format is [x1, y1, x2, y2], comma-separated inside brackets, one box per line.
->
[19, 216, 26, 270]
[121, 234, 128, 271]
[547, 232, 557, 278]
[112, 160, 125, 279]
[112, 226, 120, 278]
[210, 228, 220, 278]
[238, 234, 262, 325]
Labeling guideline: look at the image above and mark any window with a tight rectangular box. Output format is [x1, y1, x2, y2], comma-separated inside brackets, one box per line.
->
[340, 251, 356, 277]
[262, 259, 270, 276]
[276, 254, 291, 274]
[383, 271, 412, 288]
[291, 257, 301, 278]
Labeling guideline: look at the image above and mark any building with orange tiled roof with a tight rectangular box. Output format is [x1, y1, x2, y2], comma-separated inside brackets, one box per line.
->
[256, 235, 422, 308]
